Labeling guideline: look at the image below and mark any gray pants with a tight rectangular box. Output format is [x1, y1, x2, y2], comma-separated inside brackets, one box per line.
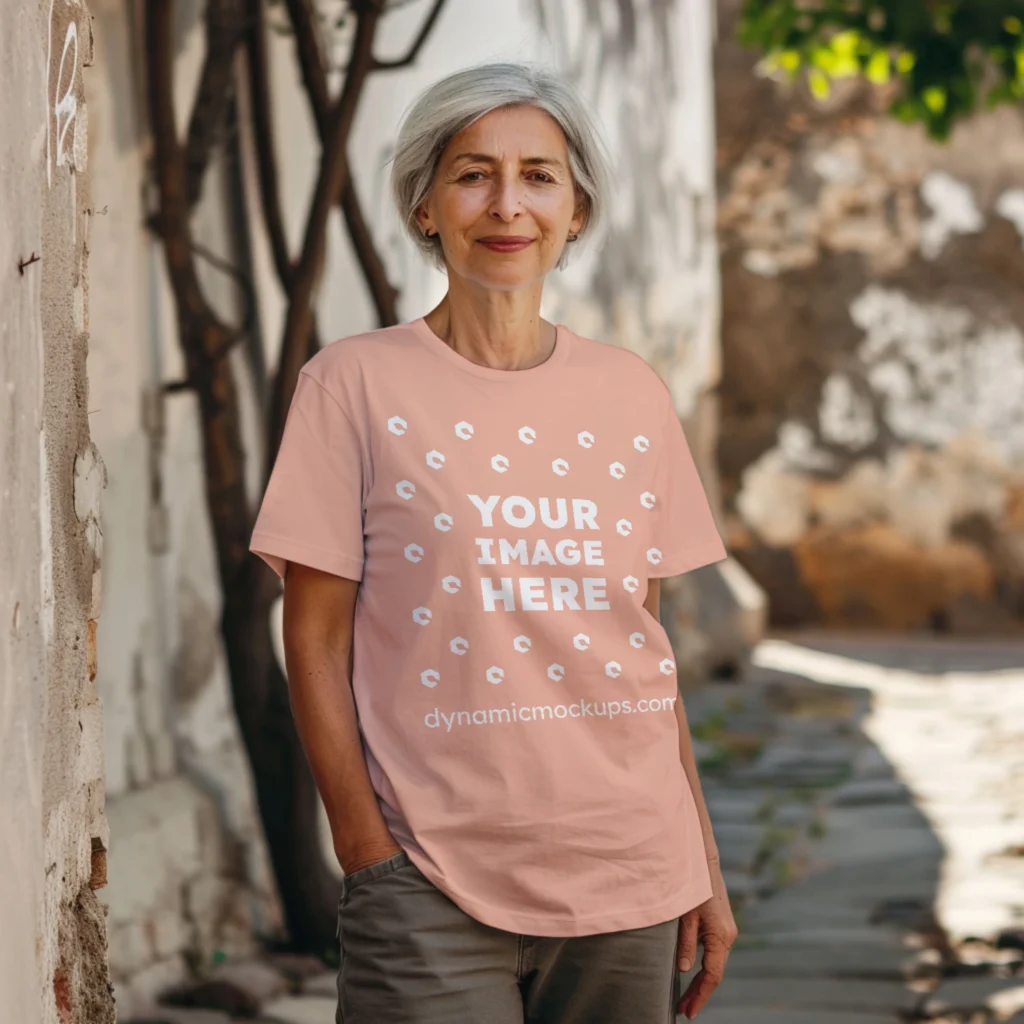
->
[336, 851, 681, 1024]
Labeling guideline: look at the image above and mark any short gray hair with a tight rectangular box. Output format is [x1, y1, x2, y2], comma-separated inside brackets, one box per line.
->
[391, 62, 613, 270]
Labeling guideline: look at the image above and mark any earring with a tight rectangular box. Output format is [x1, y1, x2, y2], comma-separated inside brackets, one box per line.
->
[424, 228, 436, 238]
[567, 232, 579, 242]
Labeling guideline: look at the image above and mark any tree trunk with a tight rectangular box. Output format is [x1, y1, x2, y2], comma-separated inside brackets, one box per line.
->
[146, 0, 337, 954]
[221, 556, 339, 953]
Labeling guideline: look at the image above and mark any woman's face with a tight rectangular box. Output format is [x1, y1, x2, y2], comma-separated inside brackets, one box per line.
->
[417, 105, 586, 291]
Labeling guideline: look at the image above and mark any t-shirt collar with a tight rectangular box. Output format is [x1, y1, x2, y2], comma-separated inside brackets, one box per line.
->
[407, 317, 570, 383]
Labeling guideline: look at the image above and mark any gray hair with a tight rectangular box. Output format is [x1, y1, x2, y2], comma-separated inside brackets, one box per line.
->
[390, 62, 613, 271]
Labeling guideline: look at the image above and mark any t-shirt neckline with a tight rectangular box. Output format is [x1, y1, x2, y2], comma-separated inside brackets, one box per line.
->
[408, 317, 570, 383]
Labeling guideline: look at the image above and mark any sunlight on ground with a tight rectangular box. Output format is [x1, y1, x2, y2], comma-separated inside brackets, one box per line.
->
[752, 638, 1024, 942]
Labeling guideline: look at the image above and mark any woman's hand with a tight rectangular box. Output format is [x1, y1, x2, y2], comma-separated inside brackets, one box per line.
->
[676, 860, 738, 1019]
[337, 837, 404, 876]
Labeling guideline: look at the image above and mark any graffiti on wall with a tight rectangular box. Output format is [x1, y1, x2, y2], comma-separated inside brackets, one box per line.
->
[47, 0, 86, 187]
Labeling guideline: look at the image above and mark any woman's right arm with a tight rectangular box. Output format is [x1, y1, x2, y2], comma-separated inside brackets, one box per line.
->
[282, 561, 402, 874]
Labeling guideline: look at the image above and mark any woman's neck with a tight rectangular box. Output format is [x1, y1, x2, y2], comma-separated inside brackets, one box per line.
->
[423, 284, 556, 372]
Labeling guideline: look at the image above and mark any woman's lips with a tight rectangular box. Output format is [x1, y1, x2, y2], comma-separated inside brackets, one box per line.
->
[478, 236, 534, 252]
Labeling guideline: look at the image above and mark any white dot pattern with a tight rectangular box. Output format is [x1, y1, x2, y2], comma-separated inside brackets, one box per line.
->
[392, 409, 677, 693]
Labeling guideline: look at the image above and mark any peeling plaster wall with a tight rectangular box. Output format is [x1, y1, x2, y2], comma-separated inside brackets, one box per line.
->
[0, 2, 114, 1023]
[85, 3, 284, 1015]
[715, 0, 1024, 633]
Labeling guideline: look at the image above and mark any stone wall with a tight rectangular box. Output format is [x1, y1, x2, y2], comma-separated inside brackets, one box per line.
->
[0, 2, 115, 1022]
[715, 0, 1024, 633]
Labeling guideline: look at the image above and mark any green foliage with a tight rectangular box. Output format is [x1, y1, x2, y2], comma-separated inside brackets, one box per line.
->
[738, 1, 1024, 139]
[754, 795, 777, 822]
[690, 711, 728, 741]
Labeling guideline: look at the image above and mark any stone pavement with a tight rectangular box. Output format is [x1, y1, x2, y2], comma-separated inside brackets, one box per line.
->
[687, 632, 1024, 1024]
[124, 633, 1024, 1023]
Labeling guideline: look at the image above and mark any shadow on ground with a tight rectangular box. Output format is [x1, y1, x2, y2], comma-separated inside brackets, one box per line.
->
[683, 631, 1024, 1024]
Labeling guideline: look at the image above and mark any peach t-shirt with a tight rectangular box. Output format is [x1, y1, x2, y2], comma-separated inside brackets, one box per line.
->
[250, 318, 727, 937]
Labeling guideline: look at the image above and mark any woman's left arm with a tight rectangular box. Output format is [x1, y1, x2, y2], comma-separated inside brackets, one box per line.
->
[643, 578, 737, 1019]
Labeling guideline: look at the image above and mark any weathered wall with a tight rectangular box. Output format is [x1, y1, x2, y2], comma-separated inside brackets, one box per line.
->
[715, 0, 1024, 633]
[0, 2, 114, 1023]
[85, 3, 285, 1015]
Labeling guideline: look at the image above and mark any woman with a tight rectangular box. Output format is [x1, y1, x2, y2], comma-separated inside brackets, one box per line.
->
[251, 62, 736, 1023]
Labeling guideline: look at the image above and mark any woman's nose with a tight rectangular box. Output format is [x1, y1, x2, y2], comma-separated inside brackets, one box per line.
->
[488, 175, 525, 222]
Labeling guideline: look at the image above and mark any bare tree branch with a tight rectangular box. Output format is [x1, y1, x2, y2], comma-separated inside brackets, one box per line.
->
[185, 0, 248, 208]
[281, 0, 331, 134]
[372, 0, 446, 70]
[340, 178, 399, 326]
[147, 0, 232, 342]
[146, 0, 254, 585]
[244, 0, 295, 286]
[191, 239, 256, 339]
[281, 0, 413, 330]
[267, 3, 385, 463]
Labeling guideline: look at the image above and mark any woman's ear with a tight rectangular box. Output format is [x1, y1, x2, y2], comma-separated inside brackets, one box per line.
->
[416, 205, 435, 238]
[570, 194, 587, 236]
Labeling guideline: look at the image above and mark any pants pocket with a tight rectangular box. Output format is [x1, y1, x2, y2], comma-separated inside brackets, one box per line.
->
[340, 850, 411, 904]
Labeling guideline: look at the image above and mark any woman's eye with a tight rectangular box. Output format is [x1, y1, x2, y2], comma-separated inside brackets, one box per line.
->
[459, 171, 485, 182]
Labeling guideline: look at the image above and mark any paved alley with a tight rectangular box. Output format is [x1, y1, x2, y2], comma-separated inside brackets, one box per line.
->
[126, 633, 1024, 1024]
[689, 633, 1024, 1024]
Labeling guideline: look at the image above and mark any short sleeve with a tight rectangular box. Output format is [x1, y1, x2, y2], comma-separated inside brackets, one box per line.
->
[648, 400, 727, 578]
[250, 372, 366, 581]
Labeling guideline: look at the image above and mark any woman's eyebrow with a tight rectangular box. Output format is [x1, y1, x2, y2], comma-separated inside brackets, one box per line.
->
[449, 152, 566, 170]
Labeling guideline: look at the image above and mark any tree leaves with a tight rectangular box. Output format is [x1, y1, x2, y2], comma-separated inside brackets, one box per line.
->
[737, 0, 1024, 140]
